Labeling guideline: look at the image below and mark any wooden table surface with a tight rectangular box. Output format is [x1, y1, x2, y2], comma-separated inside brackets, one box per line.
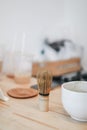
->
[0, 76, 87, 130]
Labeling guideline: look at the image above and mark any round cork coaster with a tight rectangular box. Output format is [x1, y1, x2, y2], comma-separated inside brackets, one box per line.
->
[7, 88, 38, 99]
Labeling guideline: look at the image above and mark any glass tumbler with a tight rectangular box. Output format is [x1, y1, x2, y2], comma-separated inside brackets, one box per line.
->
[14, 53, 33, 84]
[2, 51, 15, 78]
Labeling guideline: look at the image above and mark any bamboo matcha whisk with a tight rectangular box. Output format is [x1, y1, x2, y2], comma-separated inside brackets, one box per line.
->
[37, 70, 52, 112]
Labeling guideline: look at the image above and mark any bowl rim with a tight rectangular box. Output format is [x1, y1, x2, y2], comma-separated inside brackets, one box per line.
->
[62, 81, 87, 94]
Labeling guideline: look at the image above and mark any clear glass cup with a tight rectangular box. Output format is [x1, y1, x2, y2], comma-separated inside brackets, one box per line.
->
[14, 53, 33, 84]
[0, 44, 5, 72]
[2, 51, 15, 78]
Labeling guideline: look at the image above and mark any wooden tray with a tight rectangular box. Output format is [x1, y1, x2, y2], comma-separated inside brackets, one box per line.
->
[32, 58, 81, 76]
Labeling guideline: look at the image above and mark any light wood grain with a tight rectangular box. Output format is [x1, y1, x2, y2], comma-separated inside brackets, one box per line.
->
[32, 58, 81, 76]
[0, 76, 87, 130]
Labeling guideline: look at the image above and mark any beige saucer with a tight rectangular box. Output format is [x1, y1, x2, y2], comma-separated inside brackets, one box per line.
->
[7, 88, 38, 99]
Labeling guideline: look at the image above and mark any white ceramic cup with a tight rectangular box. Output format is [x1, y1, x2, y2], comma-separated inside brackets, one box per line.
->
[61, 81, 87, 121]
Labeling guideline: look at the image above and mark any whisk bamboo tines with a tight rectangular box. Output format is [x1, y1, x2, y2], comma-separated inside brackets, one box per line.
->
[37, 70, 52, 95]
[37, 70, 52, 112]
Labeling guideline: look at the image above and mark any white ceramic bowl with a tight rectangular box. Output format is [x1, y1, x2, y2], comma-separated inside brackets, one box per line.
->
[61, 81, 87, 121]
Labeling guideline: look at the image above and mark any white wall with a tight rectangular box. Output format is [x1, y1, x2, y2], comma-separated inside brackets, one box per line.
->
[0, 0, 87, 69]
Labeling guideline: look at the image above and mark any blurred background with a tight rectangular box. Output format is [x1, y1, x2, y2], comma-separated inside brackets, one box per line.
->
[0, 0, 87, 71]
